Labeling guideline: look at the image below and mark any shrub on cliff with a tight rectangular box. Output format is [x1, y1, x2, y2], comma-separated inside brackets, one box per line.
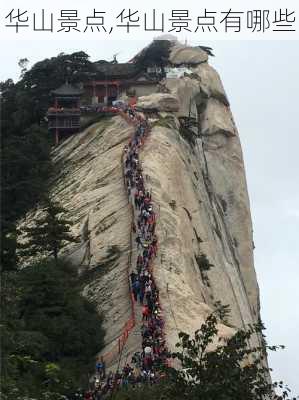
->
[114, 308, 296, 400]
[167, 310, 296, 400]
[19, 197, 78, 265]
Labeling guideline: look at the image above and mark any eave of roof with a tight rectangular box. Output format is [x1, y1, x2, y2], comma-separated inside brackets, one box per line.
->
[52, 83, 83, 96]
[93, 62, 139, 79]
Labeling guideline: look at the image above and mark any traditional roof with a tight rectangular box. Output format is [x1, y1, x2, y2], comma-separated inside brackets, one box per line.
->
[128, 71, 160, 83]
[129, 39, 172, 65]
[51, 83, 83, 97]
[93, 62, 139, 79]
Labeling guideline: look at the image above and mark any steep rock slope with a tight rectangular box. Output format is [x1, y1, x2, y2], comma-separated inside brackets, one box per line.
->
[51, 117, 137, 360]
[26, 44, 261, 367]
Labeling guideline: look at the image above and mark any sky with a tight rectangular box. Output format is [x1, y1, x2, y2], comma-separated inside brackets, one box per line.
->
[210, 41, 299, 394]
[1, 36, 299, 394]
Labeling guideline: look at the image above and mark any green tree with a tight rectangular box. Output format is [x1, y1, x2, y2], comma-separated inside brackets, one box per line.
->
[113, 308, 296, 400]
[1, 51, 93, 270]
[1, 260, 105, 399]
[18, 57, 29, 78]
[20, 197, 78, 264]
[1, 123, 52, 271]
[164, 309, 296, 400]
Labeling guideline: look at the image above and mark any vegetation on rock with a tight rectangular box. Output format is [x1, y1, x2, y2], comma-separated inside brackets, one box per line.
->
[113, 308, 296, 400]
[19, 197, 78, 264]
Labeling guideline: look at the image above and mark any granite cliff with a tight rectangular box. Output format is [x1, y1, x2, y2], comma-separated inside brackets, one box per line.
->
[22, 41, 261, 369]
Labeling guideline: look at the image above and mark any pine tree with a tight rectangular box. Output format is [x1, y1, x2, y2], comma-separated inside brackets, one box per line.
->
[19, 197, 78, 264]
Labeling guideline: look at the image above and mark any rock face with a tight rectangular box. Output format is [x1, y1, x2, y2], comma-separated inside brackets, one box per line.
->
[193, 63, 229, 105]
[22, 43, 262, 368]
[137, 93, 180, 112]
[53, 118, 135, 351]
[169, 44, 209, 65]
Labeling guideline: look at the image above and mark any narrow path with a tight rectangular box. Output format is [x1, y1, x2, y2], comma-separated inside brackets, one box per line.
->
[91, 108, 169, 397]
[118, 107, 169, 372]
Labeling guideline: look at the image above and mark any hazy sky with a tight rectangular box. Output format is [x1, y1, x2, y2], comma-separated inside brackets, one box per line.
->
[1, 37, 298, 394]
[211, 41, 299, 394]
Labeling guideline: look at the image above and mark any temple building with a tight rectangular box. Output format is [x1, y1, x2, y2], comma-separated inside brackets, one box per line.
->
[47, 83, 83, 145]
[48, 59, 166, 144]
[83, 61, 164, 105]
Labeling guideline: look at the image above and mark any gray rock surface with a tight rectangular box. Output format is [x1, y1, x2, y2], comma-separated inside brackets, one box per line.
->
[169, 44, 209, 65]
[165, 77, 200, 119]
[192, 63, 229, 105]
[137, 93, 180, 112]
[201, 98, 236, 139]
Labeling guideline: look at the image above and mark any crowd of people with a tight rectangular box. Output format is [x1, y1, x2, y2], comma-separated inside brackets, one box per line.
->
[125, 107, 169, 372]
[83, 107, 169, 399]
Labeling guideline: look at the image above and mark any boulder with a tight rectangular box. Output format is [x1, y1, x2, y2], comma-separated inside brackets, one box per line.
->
[169, 44, 209, 65]
[137, 93, 180, 112]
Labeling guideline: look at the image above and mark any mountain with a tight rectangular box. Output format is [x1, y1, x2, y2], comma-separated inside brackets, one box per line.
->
[19, 41, 262, 371]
